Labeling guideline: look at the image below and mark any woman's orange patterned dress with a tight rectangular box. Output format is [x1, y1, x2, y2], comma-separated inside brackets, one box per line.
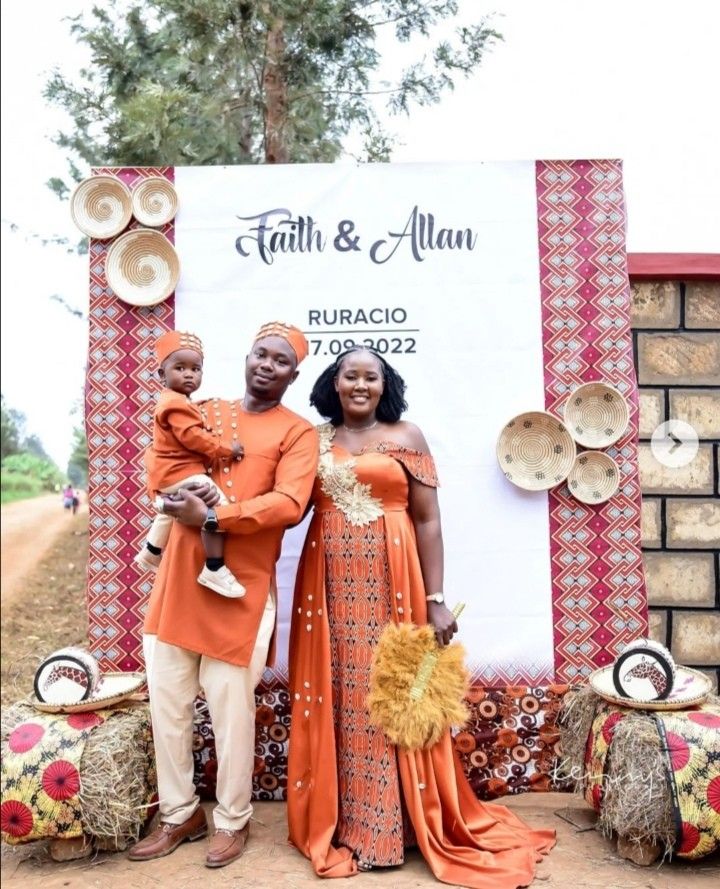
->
[288, 424, 555, 888]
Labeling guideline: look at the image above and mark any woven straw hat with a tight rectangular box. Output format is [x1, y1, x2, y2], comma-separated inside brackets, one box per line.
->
[590, 637, 712, 711]
[497, 411, 576, 491]
[70, 175, 133, 239]
[33, 647, 145, 713]
[33, 647, 101, 705]
[611, 638, 676, 701]
[564, 382, 629, 449]
[32, 673, 146, 713]
[105, 228, 180, 306]
[567, 450, 620, 504]
[132, 176, 178, 227]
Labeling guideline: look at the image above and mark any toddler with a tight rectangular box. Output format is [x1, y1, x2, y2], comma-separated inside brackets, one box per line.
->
[134, 330, 244, 598]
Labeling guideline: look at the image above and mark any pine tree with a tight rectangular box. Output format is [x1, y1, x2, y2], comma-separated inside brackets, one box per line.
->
[45, 0, 501, 195]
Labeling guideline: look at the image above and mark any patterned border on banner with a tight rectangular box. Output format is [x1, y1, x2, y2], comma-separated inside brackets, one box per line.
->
[85, 167, 175, 673]
[535, 159, 648, 683]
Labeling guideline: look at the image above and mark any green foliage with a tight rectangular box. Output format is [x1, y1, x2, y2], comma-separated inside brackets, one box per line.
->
[22, 435, 51, 461]
[1, 395, 25, 460]
[67, 426, 88, 489]
[2, 453, 64, 487]
[45, 0, 501, 185]
[1, 453, 65, 503]
[0, 474, 45, 505]
[50, 294, 86, 319]
[0, 395, 69, 502]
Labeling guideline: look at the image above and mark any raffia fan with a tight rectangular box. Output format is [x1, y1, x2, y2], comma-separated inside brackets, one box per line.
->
[368, 605, 470, 750]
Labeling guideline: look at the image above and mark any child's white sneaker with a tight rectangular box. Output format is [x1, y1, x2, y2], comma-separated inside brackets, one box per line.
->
[134, 548, 161, 573]
[197, 565, 246, 598]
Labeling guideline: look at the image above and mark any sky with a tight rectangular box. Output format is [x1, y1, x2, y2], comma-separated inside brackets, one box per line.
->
[1, 0, 719, 470]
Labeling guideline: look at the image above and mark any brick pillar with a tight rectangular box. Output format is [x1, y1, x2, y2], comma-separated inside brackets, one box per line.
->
[631, 281, 720, 691]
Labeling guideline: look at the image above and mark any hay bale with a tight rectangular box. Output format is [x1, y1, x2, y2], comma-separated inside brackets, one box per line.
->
[2, 700, 156, 851]
[556, 685, 720, 858]
[554, 684, 597, 784]
[599, 708, 675, 854]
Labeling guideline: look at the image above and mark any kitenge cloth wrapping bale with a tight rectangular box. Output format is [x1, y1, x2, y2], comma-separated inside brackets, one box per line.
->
[555, 685, 720, 860]
[1, 701, 156, 850]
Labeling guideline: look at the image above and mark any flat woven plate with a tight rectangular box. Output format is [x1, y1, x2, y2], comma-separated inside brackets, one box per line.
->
[563, 382, 630, 449]
[590, 665, 712, 711]
[497, 411, 577, 491]
[567, 451, 620, 504]
[70, 175, 133, 239]
[132, 176, 178, 227]
[105, 228, 180, 306]
[31, 672, 146, 713]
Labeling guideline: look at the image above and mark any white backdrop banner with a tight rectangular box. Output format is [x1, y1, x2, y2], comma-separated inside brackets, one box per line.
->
[174, 162, 553, 686]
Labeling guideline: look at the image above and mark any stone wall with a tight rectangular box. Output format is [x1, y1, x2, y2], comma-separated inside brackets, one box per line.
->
[631, 281, 720, 691]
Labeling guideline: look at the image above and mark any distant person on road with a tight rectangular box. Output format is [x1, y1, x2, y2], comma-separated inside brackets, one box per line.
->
[72, 488, 81, 515]
[62, 484, 74, 513]
[134, 330, 246, 599]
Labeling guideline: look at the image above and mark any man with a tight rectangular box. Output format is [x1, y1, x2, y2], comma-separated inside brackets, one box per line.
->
[129, 322, 318, 868]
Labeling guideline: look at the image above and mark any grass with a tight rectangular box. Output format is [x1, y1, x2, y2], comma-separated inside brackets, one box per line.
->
[1, 511, 89, 707]
[0, 478, 47, 505]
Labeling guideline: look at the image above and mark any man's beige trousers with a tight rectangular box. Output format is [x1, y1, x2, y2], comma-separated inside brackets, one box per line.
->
[143, 591, 276, 831]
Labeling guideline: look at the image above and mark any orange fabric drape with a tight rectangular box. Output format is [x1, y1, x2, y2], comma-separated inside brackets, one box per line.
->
[288, 444, 554, 888]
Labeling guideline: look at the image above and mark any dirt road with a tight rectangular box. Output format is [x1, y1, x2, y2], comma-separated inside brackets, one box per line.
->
[1, 493, 87, 605]
[2, 794, 718, 888]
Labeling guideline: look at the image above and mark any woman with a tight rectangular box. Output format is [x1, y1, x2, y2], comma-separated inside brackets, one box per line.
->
[288, 347, 554, 888]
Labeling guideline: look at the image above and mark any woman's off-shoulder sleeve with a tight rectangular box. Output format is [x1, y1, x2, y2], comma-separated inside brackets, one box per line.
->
[380, 445, 439, 487]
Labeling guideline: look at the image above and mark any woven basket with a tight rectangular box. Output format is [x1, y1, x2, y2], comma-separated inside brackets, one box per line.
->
[131, 176, 178, 227]
[566, 451, 620, 504]
[589, 665, 711, 711]
[563, 382, 629, 448]
[497, 411, 576, 491]
[70, 176, 132, 239]
[105, 229, 180, 306]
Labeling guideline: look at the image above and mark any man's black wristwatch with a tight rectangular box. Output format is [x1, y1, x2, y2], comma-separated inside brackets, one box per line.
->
[202, 507, 220, 533]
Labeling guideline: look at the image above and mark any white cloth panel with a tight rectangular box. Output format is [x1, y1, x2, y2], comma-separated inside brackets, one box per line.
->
[174, 162, 553, 684]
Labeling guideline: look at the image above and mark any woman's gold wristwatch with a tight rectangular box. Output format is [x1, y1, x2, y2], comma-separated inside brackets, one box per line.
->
[425, 592, 445, 604]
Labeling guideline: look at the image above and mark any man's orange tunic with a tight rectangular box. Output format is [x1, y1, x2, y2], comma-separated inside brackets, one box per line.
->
[144, 399, 319, 666]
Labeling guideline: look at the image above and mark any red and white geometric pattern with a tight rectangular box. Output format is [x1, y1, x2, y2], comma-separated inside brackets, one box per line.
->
[85, 166, 175, 673]
[471, 663, 553, 688]
[535, 159, 648, 682]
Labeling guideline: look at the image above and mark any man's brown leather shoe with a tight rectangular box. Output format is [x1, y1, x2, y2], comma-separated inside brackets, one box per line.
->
[205, 824, 249, 868]
[128, 807, 208, 861]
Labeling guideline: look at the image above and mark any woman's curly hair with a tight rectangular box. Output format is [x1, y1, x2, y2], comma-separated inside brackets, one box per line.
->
[310, 346, 408, 425]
